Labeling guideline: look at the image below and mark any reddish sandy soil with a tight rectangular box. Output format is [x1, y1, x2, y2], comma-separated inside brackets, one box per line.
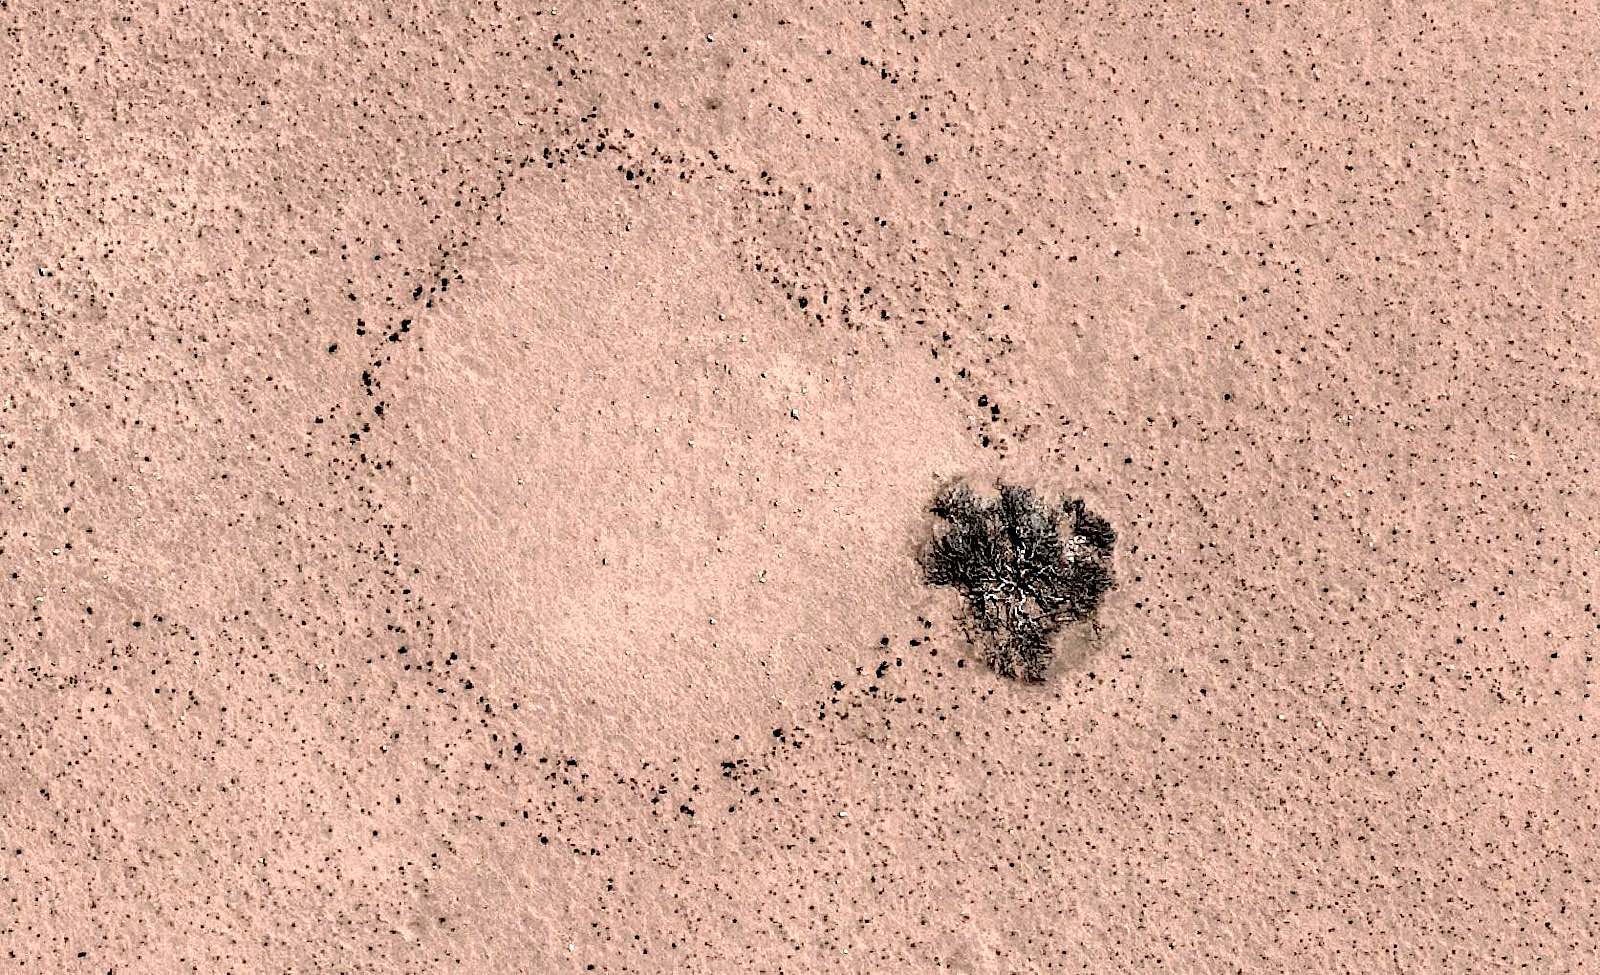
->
[4, 2, 1599, 972]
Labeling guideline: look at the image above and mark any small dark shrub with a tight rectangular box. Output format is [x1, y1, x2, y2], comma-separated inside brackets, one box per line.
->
[922, 480, 1115, 681]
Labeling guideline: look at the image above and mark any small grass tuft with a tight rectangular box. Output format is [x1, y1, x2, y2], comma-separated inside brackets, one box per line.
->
[923, 480, 1116, 681]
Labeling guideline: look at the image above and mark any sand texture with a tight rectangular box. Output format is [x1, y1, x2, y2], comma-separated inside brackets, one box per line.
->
[3, 1, 1598, 972]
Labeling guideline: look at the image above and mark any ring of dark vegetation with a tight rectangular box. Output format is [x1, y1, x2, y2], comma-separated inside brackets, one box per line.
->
[922, 480, 1116, 682]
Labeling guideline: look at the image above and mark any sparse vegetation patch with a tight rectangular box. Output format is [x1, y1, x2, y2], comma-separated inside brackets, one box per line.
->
[923, 480, 1116, 681]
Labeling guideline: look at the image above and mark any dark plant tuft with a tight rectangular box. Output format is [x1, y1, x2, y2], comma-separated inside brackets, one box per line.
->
[922, 480, 1116, 681]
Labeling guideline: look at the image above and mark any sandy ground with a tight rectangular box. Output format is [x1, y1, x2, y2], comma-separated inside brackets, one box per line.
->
[3, 1, 1598, 972]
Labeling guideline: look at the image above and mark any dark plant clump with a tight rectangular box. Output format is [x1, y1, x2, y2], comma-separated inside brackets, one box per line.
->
[923, 480, 1116, 682]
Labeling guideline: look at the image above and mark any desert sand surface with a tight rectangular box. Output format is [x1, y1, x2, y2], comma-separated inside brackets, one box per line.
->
[3, 1, 1598, 972]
